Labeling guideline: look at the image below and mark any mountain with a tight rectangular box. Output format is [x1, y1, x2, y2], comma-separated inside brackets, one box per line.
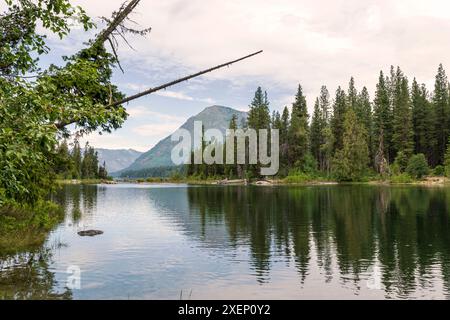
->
[94, 148, 143, 173]
[121, 105, 247, 173]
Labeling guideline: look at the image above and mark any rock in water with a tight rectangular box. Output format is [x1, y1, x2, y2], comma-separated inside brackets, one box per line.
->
[78, 230, 104, 237]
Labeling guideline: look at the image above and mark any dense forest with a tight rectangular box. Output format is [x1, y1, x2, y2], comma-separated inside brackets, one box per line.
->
[54, 141, 108, 180]
[187, 65, 450, 182]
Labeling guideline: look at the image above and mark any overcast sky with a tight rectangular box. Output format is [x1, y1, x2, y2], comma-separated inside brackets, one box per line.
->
[46, 0, 450, 151]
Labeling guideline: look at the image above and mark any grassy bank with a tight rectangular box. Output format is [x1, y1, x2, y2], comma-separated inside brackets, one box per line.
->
[56, 178, 115, 185]
[0, 201, 64, 255]
[69, 174, 450, 187]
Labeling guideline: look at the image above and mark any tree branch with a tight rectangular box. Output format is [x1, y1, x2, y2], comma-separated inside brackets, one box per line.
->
[94, 0, 141, 45]
[109, 50, 263, 107]
[55, 50, 263, 129]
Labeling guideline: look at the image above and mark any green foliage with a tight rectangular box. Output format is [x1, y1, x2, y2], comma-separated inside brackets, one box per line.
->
[433, 165, 445, 177]
[373, 71, 393, 163]
[444, 139, 450, 177]
[331, 87, 348, 152]
[53, 141, 106, 180]
[0, 0, 93, 77]
[406, 154, 429, 179]
[332, 108, 369, 182]
[310, 98, 323, 169]
[393, 151, 409, 173]
[283, 172, 315, 184]
[121, 166, 185, 178]
[1, 0, 129, 205]
[0, 200, 64, 253]
[298, 153, 317, 176]
[433, 64, 450, 165]
[247, 87, 271, 130]
[390, 173, 414, 184]
[287, 84, 309, 167]
[392, 68, 414, 157]
[390, 162, 401, 176]
[412, 79, 435, 164]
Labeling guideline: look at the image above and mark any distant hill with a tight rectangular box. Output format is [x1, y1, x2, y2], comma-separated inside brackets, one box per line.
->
[120, 105, 247, 174]
[94, 148, 143, 173]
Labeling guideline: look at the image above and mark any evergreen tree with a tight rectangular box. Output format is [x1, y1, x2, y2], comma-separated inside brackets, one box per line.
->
[319, 85, 331, 123]
[271, 111, 281, 130]
[411, 79, 435, 164]
[332, 108, 369, 181]
[433, 64, 450, 165]
[247, 87, 271, 130]
[331, 87, 347, 152]
[247, 87, 271, 177]
[54, 140, 73, 178]
[321, 125, 334, 176]
[98, 161, 108, 179]
[392, 68, 413, 158]
[310, 98, 323, 169]
[279, 106, 290, 174]
[287, 84, 309, 168]
[347, 77, 358, 110]
[71, 141, 82, 179]
[280, 106, 290, 144]
[225, 114, 239, 178]
[81, 142, 99, 179]
[356, 87, 373, 164]
[444, 138, 450, 177]
[373, 71, 393, 163]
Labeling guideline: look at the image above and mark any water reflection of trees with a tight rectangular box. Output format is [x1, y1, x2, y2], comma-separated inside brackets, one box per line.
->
[187, 186, 450, 297]
[0, 185, 98, 300]
[52, 184, 98, 224]
[0, 249, 72, 299]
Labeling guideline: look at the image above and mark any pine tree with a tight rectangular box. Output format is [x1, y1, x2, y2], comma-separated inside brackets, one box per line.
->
[321, 125, 334, 176]
[71, 141, 82, 179]
[411, 79, 435, 164]
[287, 84, 309, 168]
[225, 114, 239, 178]
[281, 106, 290, 144]
[54, 140, 73, 178]
[392, 68, 413, 158]
[318, 85, 332, 172]
[81, 142, 99, 179]
[248, 87, 271, 130]
[433, 64, 450, 165]
[444, 138, 450, 177]
[98, 161, 108, 179]
[279, 106, 290, 174]
[373, 71, 393, 163]
[310, 98, 323, 169]
[271, 111, 281, 130]
[247, 87, 271, 177]
[331, 86, 347, 152]
[332, 108, 369, 181]
[319, 85, 331, 123]
[348, 77, 358, 110]
[356, 87, 373, 164]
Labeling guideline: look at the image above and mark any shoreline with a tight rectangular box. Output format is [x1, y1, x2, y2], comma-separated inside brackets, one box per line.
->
[59, 176, 450, 187]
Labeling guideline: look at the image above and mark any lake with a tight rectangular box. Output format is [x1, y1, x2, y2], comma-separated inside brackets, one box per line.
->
[1, 184, 450, 299]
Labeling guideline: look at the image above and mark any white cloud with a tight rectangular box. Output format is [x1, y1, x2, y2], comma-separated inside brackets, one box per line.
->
[132, 123, 180, 137]
[76, 133, 149, 152]
[73, 0, 450, 102]
[60, 0, 450, 150]
[126, 106, 185, 121]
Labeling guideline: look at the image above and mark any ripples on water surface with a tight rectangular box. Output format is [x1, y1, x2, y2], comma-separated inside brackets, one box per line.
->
[1, 184, 450, 299]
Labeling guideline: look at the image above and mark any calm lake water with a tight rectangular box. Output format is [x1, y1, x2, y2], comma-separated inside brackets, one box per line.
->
[1, 184, 450, 299]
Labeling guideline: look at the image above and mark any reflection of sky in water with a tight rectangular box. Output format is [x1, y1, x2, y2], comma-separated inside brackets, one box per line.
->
[11, 184, 450, 299]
